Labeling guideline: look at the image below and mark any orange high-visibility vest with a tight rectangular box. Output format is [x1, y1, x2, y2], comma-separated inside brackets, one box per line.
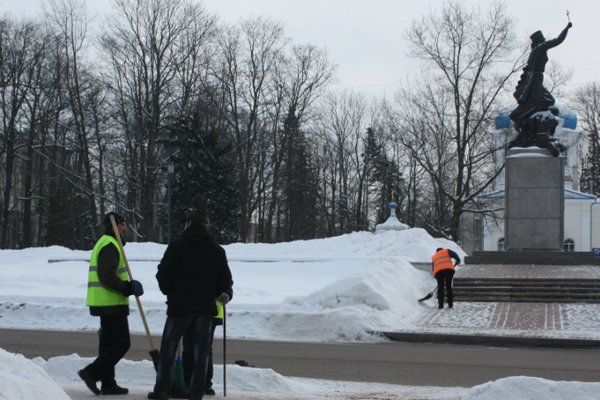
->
[431, 249, 455, 276]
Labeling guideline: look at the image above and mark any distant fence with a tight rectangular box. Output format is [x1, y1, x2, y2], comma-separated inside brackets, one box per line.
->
[48, 256, 432, 273]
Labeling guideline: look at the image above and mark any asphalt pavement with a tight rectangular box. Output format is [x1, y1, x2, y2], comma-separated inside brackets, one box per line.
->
[0, 328, 598, 388]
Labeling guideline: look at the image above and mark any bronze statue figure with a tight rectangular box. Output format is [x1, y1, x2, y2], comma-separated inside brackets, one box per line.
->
[508, 22, 573, 155]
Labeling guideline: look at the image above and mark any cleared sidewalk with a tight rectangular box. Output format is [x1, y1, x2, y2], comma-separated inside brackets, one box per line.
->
[384, 264, 600, 348]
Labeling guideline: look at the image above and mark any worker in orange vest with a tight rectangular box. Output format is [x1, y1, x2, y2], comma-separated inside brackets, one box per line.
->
[431, 248, 461, 309]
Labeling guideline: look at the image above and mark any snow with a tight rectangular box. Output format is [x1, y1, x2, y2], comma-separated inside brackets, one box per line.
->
[0, 228, 597, 399]
[461, 376, 600, 400]
[0, 347, 69, 400]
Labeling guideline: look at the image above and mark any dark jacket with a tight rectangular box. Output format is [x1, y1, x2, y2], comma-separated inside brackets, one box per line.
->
[156, 226, 234, 317]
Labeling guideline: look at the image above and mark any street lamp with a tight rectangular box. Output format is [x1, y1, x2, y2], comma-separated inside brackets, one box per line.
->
[156, 124, 181, 244]
[167, 161, 174, 243]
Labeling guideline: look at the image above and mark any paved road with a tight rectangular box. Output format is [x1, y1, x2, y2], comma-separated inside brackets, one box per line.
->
[1, 328, 598, 387]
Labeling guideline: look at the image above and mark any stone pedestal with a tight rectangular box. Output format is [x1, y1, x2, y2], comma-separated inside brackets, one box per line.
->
[504, 148, 564, 251]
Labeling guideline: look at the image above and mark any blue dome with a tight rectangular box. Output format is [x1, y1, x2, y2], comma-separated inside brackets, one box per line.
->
[389, 200, 398, 209]
[496, 103, 577, 130]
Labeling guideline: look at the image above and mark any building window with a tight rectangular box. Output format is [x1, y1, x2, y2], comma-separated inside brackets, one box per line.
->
[564, 239, 575, 252]
[498, 238, 505, 251]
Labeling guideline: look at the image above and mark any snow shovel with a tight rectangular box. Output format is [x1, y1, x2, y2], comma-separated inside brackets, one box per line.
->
[109, 215, 188, 399]
[418, 287, 437, 302]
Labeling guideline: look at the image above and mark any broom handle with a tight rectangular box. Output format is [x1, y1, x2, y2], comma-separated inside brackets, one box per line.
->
[223, 304, 226, 397]
[110, 215, 156, 351]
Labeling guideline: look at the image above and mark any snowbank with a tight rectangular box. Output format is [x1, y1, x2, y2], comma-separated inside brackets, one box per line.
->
[0, 347, 69, 400]
[8, 350, 597, 400]
[461, 376, 600, 400]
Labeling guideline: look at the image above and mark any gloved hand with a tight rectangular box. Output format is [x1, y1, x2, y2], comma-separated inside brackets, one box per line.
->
[567, 22, 572, 29]
[216, 292, 230, 305]
[130, 280, 144, 297]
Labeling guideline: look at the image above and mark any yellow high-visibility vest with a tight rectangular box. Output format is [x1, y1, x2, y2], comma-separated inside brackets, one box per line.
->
[86, 235, 129, 307]
[216, 300, 224, 319]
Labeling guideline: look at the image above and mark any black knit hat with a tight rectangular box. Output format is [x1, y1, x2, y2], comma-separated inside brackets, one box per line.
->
[185, 210, 209, 224]
[103, 211, 125, 229]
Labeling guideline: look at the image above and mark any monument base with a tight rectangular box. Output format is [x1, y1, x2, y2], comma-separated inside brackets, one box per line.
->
[504, 147, 564, 251]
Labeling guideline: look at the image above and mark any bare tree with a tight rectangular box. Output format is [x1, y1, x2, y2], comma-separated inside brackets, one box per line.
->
[572, 82, 600, 196]
[0, 18, 48, 248]
[210, 17, 287, 242]
[261, 44, 335, 242]
[100, 0, 216, 241]
[43, 0, 105, 245]
[390, 1, 522, 240]
[315, 90, 369, 234]
[545, 60, 573, 99]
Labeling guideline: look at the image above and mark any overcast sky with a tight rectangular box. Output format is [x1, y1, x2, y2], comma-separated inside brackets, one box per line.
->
[1, 0, 597, 99]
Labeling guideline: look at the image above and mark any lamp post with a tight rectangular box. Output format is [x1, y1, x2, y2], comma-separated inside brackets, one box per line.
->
[156, 122, 180, 244]
[168, 160, 174, 243]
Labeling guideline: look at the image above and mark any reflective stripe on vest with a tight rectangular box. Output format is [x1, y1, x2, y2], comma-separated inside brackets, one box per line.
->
[431, 249, 455, 276]
[216, 300, 224, 319]
[86, 235, 130, 307]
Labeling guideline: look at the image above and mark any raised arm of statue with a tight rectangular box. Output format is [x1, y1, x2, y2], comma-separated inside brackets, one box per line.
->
[544, 22, 572, 50]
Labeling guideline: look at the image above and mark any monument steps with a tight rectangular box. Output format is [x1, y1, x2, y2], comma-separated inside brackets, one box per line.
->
[453, 278, 600, 303]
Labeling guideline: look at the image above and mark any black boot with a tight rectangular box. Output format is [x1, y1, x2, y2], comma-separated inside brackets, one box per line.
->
[78, 369, 100, 395]
[101, 384, 129, 395]
[205, 387, 216, 396]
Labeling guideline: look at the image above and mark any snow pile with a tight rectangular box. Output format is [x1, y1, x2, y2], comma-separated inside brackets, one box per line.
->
[7, 351, 599, 400]
[275, 257, 431, 341]
[0, 347, 70, 400]
[225, 228, 463, 262]
[461, 376, 600, 400]
[34, 353, 305, 394]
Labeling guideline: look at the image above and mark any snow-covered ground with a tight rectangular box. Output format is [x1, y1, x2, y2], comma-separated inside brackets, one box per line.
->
[0, 228, 598, 399]
[3, 347, 600, 400]
[0, 229, 458, 341]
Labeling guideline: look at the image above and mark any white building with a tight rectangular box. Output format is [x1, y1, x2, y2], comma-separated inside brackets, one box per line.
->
[460, 103, 600, 255]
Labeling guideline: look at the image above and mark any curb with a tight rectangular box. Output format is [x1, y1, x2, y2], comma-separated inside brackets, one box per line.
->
[382, 331, 600, 349]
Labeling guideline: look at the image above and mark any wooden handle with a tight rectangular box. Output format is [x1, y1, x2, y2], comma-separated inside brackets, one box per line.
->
[223, 304, 226, 397]
[109, 214, 156, 351]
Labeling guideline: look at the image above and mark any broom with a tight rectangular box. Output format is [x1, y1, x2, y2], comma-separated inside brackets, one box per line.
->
[173, 340, 185, 388]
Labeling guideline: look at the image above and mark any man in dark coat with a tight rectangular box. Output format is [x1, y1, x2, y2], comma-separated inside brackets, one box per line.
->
[149, 210, 233, 400]
[78, 211, 144, 395]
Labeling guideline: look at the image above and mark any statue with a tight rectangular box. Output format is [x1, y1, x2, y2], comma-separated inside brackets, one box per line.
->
[508, 21, 573, 156]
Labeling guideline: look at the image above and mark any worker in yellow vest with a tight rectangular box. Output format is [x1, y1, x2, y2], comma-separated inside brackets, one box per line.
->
[431, 248, 461, 309]
[78, 212, 144, 396]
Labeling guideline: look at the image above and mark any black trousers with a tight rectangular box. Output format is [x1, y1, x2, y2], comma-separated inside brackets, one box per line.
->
[153, 313, 213, 400]
[84, 313, 131, 388]
[435, 269, 455, 308]
[183, 319, 218, 390]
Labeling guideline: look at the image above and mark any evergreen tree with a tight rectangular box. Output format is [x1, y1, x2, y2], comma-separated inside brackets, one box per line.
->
[169, 115, 241, 244]
[281, 106, 318, 240]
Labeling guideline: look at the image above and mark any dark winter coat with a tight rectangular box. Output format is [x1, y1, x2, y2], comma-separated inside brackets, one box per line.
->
[156, 226, 233, 317]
